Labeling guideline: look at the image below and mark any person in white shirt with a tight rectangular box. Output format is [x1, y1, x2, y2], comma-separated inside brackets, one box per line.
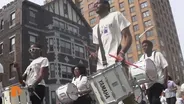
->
[14, 43, 49, 104]
[176, 91, 184, 104]
[176, 79, 181, 98]
[71, 64, 91, 104]
[140, 40, 168, 104]
[166, 76, 177, 104]
[0, 63, 4, 104]
[91, 0, 133, 104]
[160, 91, 168, 104]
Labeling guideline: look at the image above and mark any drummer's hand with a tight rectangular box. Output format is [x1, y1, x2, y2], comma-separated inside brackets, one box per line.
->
[117, 51, 125, 62]
[28, 85, 35, 93]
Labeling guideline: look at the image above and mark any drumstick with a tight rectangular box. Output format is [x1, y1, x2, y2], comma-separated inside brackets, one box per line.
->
[23, 80, 41, 100]
[109, 54, 139, 68]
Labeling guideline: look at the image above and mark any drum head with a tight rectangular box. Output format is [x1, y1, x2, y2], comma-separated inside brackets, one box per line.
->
[67, 83, 78, 100]
[145, 59, 157, 81]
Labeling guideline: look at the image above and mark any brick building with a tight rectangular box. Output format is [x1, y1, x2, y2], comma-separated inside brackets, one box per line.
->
[0, 0, 95, 103]
[73, 0, 184, 81]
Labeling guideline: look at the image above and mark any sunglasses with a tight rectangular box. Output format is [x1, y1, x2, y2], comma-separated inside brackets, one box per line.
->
[29, 47, 40, 53]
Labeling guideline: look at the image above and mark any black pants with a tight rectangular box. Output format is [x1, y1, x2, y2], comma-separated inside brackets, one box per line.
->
[0, 97, 2, 104]
[147, 83, 164, 104]
[30, 85, 45, 104]
[166, 97, 176, 104]
[73, 94, 92, 104]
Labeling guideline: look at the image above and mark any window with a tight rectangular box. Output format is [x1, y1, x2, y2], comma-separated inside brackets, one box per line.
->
[135, 34, 139, 41]
[142, 11, 150, 18]
[136, 44, 141, 51]
[144, 20, 152, 27]
[110, 6, 116, 12]
[131, 15, 137, 22]
[50, 63, 56, 78]
[10, 37, 15, 52]
[109, 0, 113, 4]
[89, 11, 95, 17]
[10, 12, 15, 26]
[90, 18, 96, 25]
[128, 0, 134, 4]
[121, 10, 126, 16]
[119, 2, 124, 9]
[9, 63, 16, 79]
[0, 43, 3, 54]
[61, 64, 73, 79]
[49, 38, 54, 51]
[63, 2, 68, 17]
[0, 20, 4, 30]
[60, 40, 71, 54]
[29, 10, 36, 23]
[30, 35, 37, 46]
[130, 6, 135, 13]
[151, 39, 156, 45]
[133, 24, 139, 31]
[51, 91, 56, 104]
[138, 54, 142, 59]
[88, 3, 94, 9]
[140, 2, 148, 9]
[146, 30, 153, 37]
[75, 45, 85, 58]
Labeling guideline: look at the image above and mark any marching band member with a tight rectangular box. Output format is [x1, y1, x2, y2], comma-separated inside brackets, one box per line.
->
[139, 40, 168, 104]
[14, 43, 49, 104]
[71, 64, 92, 104]
[91, 0, 134, 103]
[0, 63, 4, 104]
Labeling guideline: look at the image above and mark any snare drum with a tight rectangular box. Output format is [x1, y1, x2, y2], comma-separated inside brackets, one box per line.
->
[129, 58, 157, 85]
[2, 87, 31, 104]
[89, 62, 133, 104]
[56, 83, 78, 104]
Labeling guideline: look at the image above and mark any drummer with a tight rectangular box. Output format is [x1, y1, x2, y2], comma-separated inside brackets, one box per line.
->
[71, 64, 92, 104]
[139, 40, 168, 104]
[14, 43, 49, 104]
[91, 0, 134, 103]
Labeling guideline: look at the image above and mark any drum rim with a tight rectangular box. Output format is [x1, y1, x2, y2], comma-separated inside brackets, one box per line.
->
[89, 62, 122, 78]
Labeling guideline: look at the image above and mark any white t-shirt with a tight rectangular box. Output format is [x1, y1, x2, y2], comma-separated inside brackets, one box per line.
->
[0, 63, 4, 97]
[72, 75, 90, 96]
[92, 11, 131, 70]
[181, 84, 184, 92]
[160, 96, 167, 104]
[23, 57, 49, 86]
[139, 51, 168, 86]
[176, 98, 184, 104]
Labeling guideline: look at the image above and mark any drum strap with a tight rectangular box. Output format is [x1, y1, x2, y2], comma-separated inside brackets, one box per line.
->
[97, 24, 107, 66]
[144, 51, 157, 61]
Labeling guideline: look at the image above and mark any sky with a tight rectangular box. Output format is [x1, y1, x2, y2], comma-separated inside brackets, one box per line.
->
[0, 0, 184, 56]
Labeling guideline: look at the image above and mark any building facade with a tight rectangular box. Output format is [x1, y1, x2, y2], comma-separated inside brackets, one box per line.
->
[0, 0, 94, 104]
[73, 0, 184, 81]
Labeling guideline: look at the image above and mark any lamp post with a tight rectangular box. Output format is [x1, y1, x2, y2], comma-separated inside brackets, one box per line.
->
[138, 26, 154, 54]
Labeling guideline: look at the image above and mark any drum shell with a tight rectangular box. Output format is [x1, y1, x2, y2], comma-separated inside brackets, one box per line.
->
[56, 83, 78, 104]
[89, 62, 133, 104]
[2, 87, 31, 104]
[129, 59, 157, 85]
